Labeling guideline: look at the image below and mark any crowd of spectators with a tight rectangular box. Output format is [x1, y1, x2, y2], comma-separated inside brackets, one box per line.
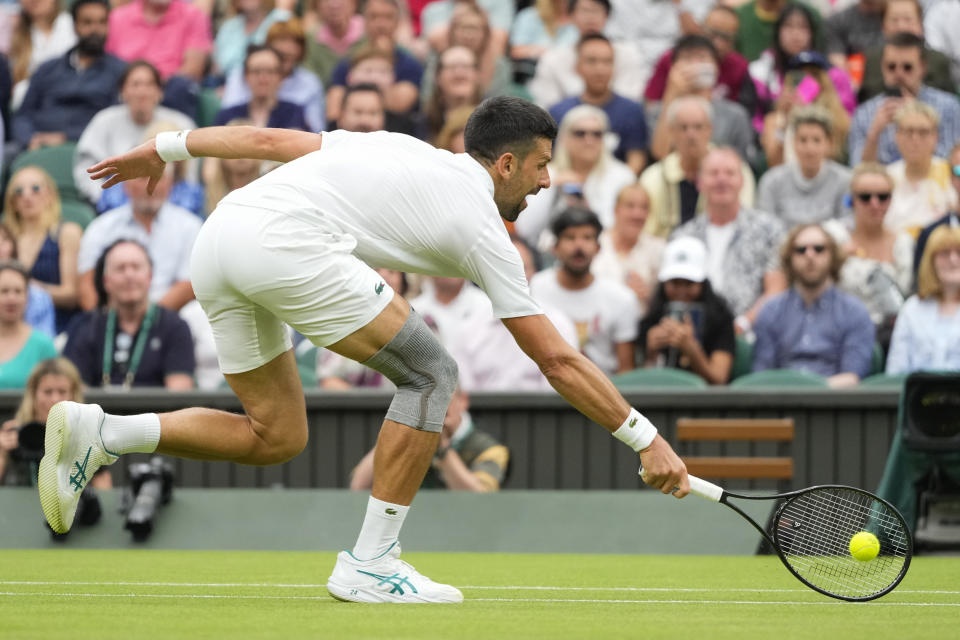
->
[0, 0, 956, 409]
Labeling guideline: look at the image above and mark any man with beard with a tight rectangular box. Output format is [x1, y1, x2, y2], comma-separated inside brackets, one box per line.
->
[530, 206, 639, 376]
[12, 0, 126, 151]
[752, 224, 875, 388]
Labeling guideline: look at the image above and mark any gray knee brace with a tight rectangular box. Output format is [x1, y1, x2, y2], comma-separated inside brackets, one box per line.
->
[361, 309, 458, 432]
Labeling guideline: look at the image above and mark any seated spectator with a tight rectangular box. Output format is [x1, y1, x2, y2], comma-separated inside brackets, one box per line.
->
[74, 60, 197, 208]
[212, 0, 291, 78]
[336, 83, 387, 133]
[509, 0, 578, 64]
[826, 0, 885, 78]
[671, 147, 787, 325]
[432, 104, 472, 153]
[592, 183, 665, 312]
[923, 0, 960, 92]
[203, 119, 265, 214]
[350, 388, 509, 492]
[886, 224, 960, 374]
[912, 142, 960, 273]
[421, 0, 513, 62]
[753, 223, 875, 387]
[529, 207, 639, 376]
[604, 0, 713, 77]
[0, 225, 54, 336]
[304, 0, 363, 87]
[885, 100, 958, 234]
[222, 18, 326, 133]
[548, 34, 648, 174]
[735, 0, 824, 63]
[7, 0, 75, 109]
[325, 0, 423, 124]
[64, 240, 195, 389]
[77, 166, 202, 312]
[423, 45, 481, 142]
[859, 0, 955, 102]
[214, 45, 309, 130]
[757, 105, 852, 226]
[530, 0, 645, 108]
[849, 33, 960, 165]
[410, 276, 493, 355]
[2, 166, 81, 334]
[646, 35, 754, 163]
[640, 96, 755, 238]
[105, 0, 212, 118]
[0, 261, 57, 388]
[12, 0, 124, 151]
[330, 46, 422, 137]
[639, 236, 734, 385]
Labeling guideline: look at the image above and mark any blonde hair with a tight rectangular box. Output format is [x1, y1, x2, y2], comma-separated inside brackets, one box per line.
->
[894, 99, 940, 129]
[14, 358, 84, 424]
[917, 224, 960, 299]
[553, 104, 613, 176]
[10, 0, 63, 84]
[2, 166, 62, 236]
[850, 162, 895, 193]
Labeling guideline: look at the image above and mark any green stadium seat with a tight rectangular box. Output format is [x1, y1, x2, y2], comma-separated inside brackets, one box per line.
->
[869, 342, 886, 376]
[9, 142, 96, 228]
[195, 88, 222, 128]
[610, 367, 707, 389]
[730, 335, 754, 381]
[860, 373, 908, 388]
[730, 368, 829, 388]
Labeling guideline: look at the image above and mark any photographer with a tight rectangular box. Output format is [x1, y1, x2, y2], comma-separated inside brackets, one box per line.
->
[638, 237, 735, 385]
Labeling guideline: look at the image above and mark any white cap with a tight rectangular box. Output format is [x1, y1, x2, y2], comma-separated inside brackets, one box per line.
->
[658, 236, 707, 283]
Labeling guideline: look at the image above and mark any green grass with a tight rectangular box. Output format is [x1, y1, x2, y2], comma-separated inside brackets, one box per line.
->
[0, 551, 956, 640]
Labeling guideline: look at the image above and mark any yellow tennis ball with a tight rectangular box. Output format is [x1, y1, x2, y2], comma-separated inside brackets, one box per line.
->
[849, 531, 880, 561]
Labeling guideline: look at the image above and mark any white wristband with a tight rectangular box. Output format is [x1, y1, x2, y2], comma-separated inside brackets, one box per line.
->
[155, 130, 194, 162]
[612, 408, 658, 452]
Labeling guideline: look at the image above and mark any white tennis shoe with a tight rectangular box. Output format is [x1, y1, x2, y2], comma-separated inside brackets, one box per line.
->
[327, 542, 463, 603]
[38, 402, 117, 533]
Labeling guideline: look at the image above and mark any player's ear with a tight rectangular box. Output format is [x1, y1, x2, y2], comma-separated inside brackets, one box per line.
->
[493, 152, 517, 179]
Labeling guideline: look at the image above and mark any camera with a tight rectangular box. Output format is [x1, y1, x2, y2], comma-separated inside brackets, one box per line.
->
[124, 456, 175, 541]
[11, 421, 45, 466]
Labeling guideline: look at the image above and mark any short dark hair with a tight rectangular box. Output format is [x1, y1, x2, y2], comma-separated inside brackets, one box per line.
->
[243, 44, 282, 74]
[551, 206, 603, 239]
[464, 96, 557, 165]
[577, 33, 612, 53]
[342, 82, 385, 110]
[884, 31, 925, 55]
[671, 34, 720, 65]
[119, 60, 162, 93]
[568, 0, 611, 14]
[71, 0, 110, 22]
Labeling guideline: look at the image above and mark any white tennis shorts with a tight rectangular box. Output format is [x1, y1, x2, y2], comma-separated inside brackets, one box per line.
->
[190, 203, 395, 374]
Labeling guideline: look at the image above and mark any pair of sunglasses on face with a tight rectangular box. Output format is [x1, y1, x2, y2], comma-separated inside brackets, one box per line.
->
[853, 191, 891, 204]
[793, 244, 827, 256]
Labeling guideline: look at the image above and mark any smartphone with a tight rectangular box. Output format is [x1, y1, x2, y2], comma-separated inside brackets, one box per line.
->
[794, 75, 821, 105]
[883, 86, 903, 98]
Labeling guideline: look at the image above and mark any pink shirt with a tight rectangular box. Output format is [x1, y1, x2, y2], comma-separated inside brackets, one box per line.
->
[106, 0, 212, 79]
[313, 14, 364, 55]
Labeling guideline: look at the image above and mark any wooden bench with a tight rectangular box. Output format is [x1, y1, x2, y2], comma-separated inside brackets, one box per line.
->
[676, 418, 794, 480]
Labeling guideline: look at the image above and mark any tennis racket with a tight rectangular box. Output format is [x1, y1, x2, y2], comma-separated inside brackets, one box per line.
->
[663, 473, 912, 602]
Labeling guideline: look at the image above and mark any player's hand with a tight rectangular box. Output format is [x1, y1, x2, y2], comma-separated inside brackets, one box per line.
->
[639, 434, 689, 498]
[87, 138, 167, 194]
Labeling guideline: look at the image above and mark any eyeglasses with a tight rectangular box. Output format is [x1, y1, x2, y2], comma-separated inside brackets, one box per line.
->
[793, 244, 827, 256]
[885, 62, 915, 73]
[12, 184, 42, 197]
[570, 129, 604, 139]
[855, 191, 892, 203]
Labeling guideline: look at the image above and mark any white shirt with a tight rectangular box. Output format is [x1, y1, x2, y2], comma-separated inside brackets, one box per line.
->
[592, 230, 666, 313]
[529, 269, 638, 375]
[223, 130, 542, 319]
[410, 282, 494, 352]
[528, 41, 648, 108]
[179, 300, 222, 390]
[705, 222, 736, 293]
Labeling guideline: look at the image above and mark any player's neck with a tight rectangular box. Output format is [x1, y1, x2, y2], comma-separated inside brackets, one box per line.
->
[556, 267, 594, 291]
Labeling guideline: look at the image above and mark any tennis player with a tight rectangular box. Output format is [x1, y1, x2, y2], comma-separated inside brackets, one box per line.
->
[39, 97, 689, 604]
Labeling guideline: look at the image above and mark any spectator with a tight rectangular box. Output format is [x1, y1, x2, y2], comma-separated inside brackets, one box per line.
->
[671, 147, 787, 325]
[337, 83, 387, 133]
[2, 165, 81, 334]
[105, 0, 213, 118]
[12, 0, 124, 151]
[350, 388, 509, 492]
[424, 45, 481, 142]
[640, 96, 756, 238]
[421, 0, 514, 61]
[886, 224, 960, 374]
[592, 183, 665, 311]
[913, 142, 960, 273]
[646, 35, 754, 163]
[529, 0, 645, 108]
[859, 0, 955, 102]
[756, 105, 852, 227]
[202, 119, 265, 214]
[0, 225, 54, 336]
[64, 240, 195, 389]
[74, 60, 197, 208]
[753, 223, 875, 387]
[885, 100, 958, 234]
[515, 104, 635, 247]
[214, 45, 309, 130]
[432, 104, 472, 153]
[639, 236, 735, 385]
[604, 0, 713, 74]
[0, 261, 57, 388]
[325, 0, 424, 124]
[924, 0, 960, 91]
[304, 0, 363, 87]
[848, 32, 960, 165]
[509, 0, 578, 64]
[548, 33, 648, 174]
[529, 206, 639, 376]
[212, 0, 291, 78]
[76, 166, 202, 312]
[410, 276, 493, 355]
[735, 0, 824, 63]
[332, 45, 421, 137]
[222, 18, 326, 133]
[7, 0, 75, 109]
[826, 0, 885, 77]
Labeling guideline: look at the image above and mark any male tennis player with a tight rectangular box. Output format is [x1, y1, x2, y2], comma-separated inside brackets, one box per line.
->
[39, 97, 689, 604]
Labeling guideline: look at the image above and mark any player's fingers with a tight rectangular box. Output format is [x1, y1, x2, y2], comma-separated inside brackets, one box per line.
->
[672, 472, 691, 499]
[88, 165, 116, 180]
[101, 174, 123, 189]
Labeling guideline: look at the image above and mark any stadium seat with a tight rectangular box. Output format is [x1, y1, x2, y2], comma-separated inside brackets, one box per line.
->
[9, 142, 96, 228]
[869, 342, 886, 376]
[195, 88, 222, 128]
[730, 369, 829, 388]
[676, 417, 795, 483]
[860, 373, 908, 388]
[610, 367, 707, 389]
[730, 336, 754, 381]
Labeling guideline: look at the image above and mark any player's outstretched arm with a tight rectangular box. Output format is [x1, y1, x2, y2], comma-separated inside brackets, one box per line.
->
[502, 313, 689, 497]
[87, 127, 323, 191]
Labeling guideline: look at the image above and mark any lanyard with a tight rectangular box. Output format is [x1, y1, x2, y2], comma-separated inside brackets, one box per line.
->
[102, 304, 157, 389]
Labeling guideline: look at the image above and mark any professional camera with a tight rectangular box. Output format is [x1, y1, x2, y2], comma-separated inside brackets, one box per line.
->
[10, 420, 45, 465]
[123, 456, 175, 542]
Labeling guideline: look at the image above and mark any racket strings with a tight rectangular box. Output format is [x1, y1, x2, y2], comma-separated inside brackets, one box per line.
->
[772, 488, 909, 599]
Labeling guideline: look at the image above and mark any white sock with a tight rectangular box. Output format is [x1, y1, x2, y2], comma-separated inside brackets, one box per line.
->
[100, 413, 161, 456]
[351, 496, 409, 560]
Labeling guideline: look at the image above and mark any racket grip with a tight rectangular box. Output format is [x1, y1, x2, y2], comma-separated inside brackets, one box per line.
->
[687, 475, 724, 502]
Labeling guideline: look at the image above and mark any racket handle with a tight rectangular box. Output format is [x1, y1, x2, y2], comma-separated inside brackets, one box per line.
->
[687, 475, 724, 502]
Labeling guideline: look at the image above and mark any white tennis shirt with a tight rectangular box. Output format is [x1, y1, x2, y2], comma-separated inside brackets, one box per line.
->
[220, 130, 542, 319]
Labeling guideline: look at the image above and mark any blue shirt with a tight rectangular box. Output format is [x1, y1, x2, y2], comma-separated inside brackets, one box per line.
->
[753, 287, 875, 378]
[549, 94, 648, 162]
[214, 100, 309, 131]
[886, 295, 960, 375]
[330, 45, 424, 92]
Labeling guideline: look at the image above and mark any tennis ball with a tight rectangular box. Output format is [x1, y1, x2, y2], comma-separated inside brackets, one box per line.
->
[849, 531, 880, 562]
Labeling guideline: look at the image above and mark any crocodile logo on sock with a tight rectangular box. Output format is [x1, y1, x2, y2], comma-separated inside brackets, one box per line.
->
[356, 570, 418, 595]
[385, 508, 397, 515]
[628, 417, 638, 428]
[69, 446, 93, 492]
[375, 282, 385, 295]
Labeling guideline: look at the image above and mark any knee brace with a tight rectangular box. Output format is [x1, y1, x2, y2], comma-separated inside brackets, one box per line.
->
[361, 309, 458, 432]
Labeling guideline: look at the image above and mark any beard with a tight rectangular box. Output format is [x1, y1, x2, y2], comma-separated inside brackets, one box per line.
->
[77, 34, 106, 56]
[561, 252, 592, 277]
[796, 270, 830, 290]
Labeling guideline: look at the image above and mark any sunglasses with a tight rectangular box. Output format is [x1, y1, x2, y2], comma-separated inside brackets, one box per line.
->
[12, 183, 42, 197]
[854, 191, 892, 203]
[570, 129, 604, 139]
[885, 62, 914, 73]
[793, 244, 827, 256]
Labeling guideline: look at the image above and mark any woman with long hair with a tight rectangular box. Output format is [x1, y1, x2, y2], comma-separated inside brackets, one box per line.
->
[509, 0, 576, 62]
[0, 261, 57, 389]
[6, 0, 75, 109]
[424, 45, 483, 142]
